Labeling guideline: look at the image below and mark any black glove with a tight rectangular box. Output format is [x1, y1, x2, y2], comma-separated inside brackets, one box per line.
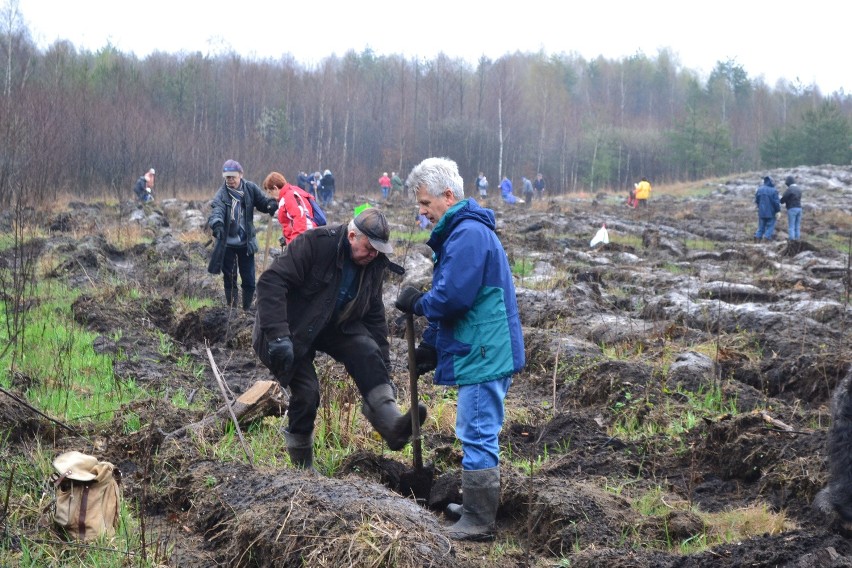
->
[413, 343, 438, 375]
[211, 223, 224, 240]
[267, 337, 294, 376]
[268, 200, 278, 216]
[395, 286, 423, 314]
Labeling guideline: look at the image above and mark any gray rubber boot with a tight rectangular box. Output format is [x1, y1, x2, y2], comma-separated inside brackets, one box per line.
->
[284, 430, 317, 474]
[362, 383, 427, 451]
[446, 466, 500, 541]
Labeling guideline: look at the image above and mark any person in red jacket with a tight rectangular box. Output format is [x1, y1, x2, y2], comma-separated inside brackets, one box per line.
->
[263, 172, 320, 245]
[378, 172, 392, 201]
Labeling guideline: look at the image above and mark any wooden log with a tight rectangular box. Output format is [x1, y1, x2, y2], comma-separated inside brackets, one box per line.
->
[759, 410, 794, 432]
[163, 380, 286, 441]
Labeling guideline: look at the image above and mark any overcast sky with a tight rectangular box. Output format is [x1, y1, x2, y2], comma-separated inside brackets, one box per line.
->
[13, 0, 850, 94]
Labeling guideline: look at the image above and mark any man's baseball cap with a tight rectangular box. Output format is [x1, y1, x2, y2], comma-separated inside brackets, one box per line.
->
[222, 159, 243, 178]
[353, 208, 393, 254]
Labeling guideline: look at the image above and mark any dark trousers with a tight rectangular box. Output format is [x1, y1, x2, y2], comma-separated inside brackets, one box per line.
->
[284, 327, 389, 435]
[222, 246, 256, 298]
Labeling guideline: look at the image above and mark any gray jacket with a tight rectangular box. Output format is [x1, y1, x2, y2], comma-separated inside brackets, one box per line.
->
[207, 179, 277, 255]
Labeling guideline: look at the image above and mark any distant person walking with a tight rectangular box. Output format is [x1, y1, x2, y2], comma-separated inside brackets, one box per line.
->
[391, 171, 404, 202]
[319, 169, 335, 208]
[310, 171, 322, 200]
[754, 176, 781, 242]
[297, 171, 311, 193]
[533, 173, 545, 199]
[133, 168, 156, 203]
[634, 177, 652, 207]
[780, 175, 803, 241]
[476, 172, 489, 200]
[522, 176, 534, 207]
[378, 172, 392, 201]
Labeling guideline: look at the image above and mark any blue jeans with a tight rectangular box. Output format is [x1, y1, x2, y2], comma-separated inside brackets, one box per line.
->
[787, 208, 802, 240]
[456, 376, 512, 471]
[381, 187, 389, 200]
[755, 216, 777, 239]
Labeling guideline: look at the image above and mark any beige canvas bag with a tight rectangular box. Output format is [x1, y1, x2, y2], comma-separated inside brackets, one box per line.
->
[51, 451, 121, 541]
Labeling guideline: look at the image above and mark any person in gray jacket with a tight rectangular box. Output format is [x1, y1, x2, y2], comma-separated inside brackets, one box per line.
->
[207, 159, 278, 310]
[780, 175, 803, 241]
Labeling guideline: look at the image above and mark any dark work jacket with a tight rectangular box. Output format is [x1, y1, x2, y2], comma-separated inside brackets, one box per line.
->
[252, 224, 391, 368]
[133, 176, 148, 200]
[207, 179, 277, 255]
[780, 184, 802, 209]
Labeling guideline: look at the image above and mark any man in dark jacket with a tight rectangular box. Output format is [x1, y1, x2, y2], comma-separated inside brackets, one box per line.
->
[252, 207, 425, 471]
[207, 159, 278, 310]
[754, 176, 781, 242]
[780, 175, 803, 241]
[396, 157, 525, 541]
[319, 169, 335, 207]
[133, 168, 155, 202]
[533, 173, 546, 199]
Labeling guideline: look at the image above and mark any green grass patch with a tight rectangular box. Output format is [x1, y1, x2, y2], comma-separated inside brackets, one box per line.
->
[684, 238, 718, 251]
[511, 258, 535, 278]
[616, 483, 793, 555]
[391, 228, 430, 245]
[0, 281, 145, 423]
[609, 233, 643, 248]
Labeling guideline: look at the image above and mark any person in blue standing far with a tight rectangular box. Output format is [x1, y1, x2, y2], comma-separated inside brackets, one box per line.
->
[395, 157, 525, 542]
[754, 176, 781, 242]
[499, 175, 517, 204]
[780, 175, 803, 241]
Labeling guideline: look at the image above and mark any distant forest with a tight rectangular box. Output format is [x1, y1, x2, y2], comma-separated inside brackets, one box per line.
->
[2, 15, 852, 206]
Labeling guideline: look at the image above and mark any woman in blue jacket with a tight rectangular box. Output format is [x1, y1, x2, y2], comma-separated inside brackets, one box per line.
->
[396, 157, 525, 542]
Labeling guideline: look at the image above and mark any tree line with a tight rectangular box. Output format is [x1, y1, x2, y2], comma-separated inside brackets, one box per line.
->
[2, 14, 851, 207]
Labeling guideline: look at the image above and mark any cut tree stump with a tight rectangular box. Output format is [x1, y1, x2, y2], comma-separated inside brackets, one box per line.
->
[163, 380, 286, 441]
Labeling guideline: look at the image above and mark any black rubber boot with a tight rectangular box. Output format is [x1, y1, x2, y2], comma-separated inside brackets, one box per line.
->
[284, 430, 318, 474]
[362, 383, 427, 451]
[242, 287, 255, 312]
[446, 466, 500, 541]
[224, 288, 238, 308]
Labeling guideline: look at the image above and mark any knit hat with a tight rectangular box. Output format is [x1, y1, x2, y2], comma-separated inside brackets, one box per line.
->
[353, 208, 393, 254]
[785, 175, 795, 187]
[763, 176, 774, 187]
[222, 159, 243, 178]
[148, 168, 156, 175]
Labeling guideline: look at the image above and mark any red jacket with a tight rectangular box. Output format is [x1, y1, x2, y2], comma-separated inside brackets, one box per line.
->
[277, 184, 318, 243]
[378, 175, 391, 189]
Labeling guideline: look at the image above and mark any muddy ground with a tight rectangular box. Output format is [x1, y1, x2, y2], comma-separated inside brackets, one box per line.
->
[3, 166, 852, 567]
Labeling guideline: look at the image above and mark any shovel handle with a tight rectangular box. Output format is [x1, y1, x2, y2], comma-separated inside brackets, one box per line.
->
[406, 313, 423, 470]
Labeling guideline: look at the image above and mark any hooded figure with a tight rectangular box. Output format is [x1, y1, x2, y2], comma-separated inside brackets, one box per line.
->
[780, 175, 803, 241]
[754, 176, 781, 242]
